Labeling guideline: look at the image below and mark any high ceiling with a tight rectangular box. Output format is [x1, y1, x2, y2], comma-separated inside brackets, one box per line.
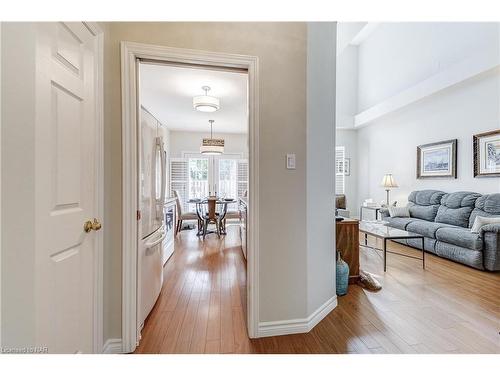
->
[139, 63, 248, 134]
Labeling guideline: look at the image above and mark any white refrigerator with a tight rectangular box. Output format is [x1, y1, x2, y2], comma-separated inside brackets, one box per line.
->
[138, 109, 167, 329]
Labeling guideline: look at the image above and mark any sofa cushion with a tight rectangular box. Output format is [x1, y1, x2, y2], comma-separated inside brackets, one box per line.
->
[434, 241, 484, 270]
[384, 217, 417, 230]
[440, 191, 481, 209]
[435, 191, 481, 228]
[407, 190, 445, 221]
[468, 193, 500, 228]
[388, 206, 410, 218]
[435, 227, 483, 251]
[406, 220, 453, 239]
[408, 203, 440, 221]
[408, 190, 446, 205]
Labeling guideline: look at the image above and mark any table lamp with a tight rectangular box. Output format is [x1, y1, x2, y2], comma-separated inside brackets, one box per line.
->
[381, 174, 398, 206]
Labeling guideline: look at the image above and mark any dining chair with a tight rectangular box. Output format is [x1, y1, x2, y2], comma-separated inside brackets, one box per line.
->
[202, 198, 220, 239]
[173, 190, 199, 235]
[216, 201, 228, 235]
[222, 201, 238, 233]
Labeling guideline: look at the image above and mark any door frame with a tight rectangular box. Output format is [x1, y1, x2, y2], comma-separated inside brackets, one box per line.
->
[120, 41, 260, 352]
[83, 22, 105, 354]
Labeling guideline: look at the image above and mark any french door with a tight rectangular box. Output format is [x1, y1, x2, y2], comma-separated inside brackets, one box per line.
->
[185, 153, 243, 199]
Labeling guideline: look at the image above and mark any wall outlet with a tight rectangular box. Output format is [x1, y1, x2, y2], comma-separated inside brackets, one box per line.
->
[286, 153, 296, 170]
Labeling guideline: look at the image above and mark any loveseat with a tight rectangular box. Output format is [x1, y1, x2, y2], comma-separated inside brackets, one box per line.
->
[380, 190, 500, 271]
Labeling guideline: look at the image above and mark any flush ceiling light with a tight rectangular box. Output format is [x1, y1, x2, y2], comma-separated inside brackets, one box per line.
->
[200, 120, 224, 155]
[193, 86, 220, 112]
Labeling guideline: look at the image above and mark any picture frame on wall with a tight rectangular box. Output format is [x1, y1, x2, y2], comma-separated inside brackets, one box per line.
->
[473, 129, 500, 177]
[343, 158, 350, 176]
[417, 139, 457, 179]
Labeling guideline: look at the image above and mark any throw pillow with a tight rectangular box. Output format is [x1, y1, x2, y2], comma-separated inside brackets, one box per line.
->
[471, 216, 500, 233]
[388, 206, 410, 218]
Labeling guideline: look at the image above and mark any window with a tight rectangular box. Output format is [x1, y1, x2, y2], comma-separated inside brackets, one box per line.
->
[188, 157, 209, 200]
[171, 154, 248, 210]
[218, 159, 238, 199]
[335, 146, 345, 195]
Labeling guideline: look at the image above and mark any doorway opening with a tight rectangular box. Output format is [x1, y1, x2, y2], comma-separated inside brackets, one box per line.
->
[121, 43, 259, 353]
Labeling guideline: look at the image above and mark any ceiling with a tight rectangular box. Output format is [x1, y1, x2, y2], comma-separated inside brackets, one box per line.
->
[139, 63, 248, 134]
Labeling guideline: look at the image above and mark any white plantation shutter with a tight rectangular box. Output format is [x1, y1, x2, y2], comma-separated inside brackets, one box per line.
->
[237, 159, 249, 198]
[335, 146, 345, 195]
[170, 158, 188, 211]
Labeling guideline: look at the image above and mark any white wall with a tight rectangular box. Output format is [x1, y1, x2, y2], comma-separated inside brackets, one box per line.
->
[336, 129, 358, 214]
[358, 69, 500, 207]
[336, 46, 358, 129]
[104, 22, 312, 339]
[1, 23, 37, 347]
[306, 22, 336, 316]
[357, 22, 499, 112]
[169, 130, 248, 158]
[334, 22, 500, 209]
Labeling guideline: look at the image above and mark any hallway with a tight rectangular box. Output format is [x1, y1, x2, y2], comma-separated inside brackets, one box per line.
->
[135, 224, 250, 353]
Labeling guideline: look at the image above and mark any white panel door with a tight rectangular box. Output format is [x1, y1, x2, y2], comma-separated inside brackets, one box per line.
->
[34, 22, 100, 353]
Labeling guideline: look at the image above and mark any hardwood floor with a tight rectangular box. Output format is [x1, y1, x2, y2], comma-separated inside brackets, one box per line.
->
[134, 224, 500, 354]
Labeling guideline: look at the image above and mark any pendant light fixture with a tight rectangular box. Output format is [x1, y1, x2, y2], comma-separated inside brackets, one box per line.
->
[200, 120, 224, 155]
[193, 86, 220, 113]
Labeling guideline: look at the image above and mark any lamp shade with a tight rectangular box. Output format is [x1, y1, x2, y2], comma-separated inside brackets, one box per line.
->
[193, 95, 220, 112]
[193, 86, 220, 112]
[200, 120, 224, 155]
[381, 174, 398, 188]
[200, 139, 224, 155]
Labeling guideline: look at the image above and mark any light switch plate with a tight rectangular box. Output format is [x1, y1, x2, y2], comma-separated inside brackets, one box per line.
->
[286, 153, 296, 169]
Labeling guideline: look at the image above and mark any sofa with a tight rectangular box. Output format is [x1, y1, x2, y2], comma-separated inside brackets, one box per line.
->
[380, 190, 500, 271]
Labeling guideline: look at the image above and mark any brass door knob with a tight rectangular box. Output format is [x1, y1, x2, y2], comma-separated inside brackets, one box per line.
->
[92, 218, 102, 231]
[84, 218, 102, 233]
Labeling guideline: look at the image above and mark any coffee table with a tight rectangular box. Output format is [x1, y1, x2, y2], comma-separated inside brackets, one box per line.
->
[359, 221, 425, 272]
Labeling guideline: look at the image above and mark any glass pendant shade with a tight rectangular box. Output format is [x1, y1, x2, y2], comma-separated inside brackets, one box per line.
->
[193, 86, 220, 112]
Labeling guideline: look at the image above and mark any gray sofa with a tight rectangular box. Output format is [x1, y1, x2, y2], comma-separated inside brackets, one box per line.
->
[380, 190, 500, 271]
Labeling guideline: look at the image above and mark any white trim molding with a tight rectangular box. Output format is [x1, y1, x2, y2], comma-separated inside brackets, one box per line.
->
[103, 338, 123, 354]
[83, 21, 105, 356]
[121, 42, 260, 352]
[257, 296, 337, 338]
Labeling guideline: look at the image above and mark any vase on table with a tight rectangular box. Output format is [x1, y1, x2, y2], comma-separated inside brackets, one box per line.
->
[336, 250, 349, 296]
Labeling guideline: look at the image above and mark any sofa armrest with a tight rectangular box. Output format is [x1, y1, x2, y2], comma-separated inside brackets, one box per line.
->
[480, 224, 500, 271]
[380, 208, 390, 219]
[480, 223, 500, 234]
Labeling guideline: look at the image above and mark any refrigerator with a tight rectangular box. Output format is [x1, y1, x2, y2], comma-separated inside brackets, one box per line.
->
[138, 109, 167, 329]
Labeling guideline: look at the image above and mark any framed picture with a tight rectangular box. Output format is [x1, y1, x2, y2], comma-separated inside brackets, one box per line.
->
[343, 158, 350, 176]
[417, 139, 457, 179]
[474, 129, 500, 177]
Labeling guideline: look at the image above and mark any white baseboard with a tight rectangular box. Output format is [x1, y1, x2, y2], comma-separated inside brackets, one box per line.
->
[257, 295, 337, 337]
[102, 338, 123, 354]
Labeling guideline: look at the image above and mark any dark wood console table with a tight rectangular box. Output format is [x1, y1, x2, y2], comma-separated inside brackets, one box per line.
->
[335, 218, 360, 284]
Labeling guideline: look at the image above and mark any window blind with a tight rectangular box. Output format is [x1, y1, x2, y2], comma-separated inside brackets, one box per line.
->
[237, 159, 249, 198]
[170, 158, 188, 211]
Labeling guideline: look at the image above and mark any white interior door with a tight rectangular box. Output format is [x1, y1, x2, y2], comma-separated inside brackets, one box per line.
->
[34, 22, 101, 353]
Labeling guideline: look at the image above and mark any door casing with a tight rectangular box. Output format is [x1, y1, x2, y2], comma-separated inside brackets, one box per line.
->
[121, 42, 260, 352]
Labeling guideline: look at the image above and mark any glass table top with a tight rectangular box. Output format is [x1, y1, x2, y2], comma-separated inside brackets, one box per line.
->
[359, 221, 423, 239]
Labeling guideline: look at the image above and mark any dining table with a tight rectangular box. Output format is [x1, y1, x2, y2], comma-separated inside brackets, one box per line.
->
[187, 197, 236, 236]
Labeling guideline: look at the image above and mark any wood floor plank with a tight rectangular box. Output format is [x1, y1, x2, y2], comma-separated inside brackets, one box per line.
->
[134, 225, 500, 354]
